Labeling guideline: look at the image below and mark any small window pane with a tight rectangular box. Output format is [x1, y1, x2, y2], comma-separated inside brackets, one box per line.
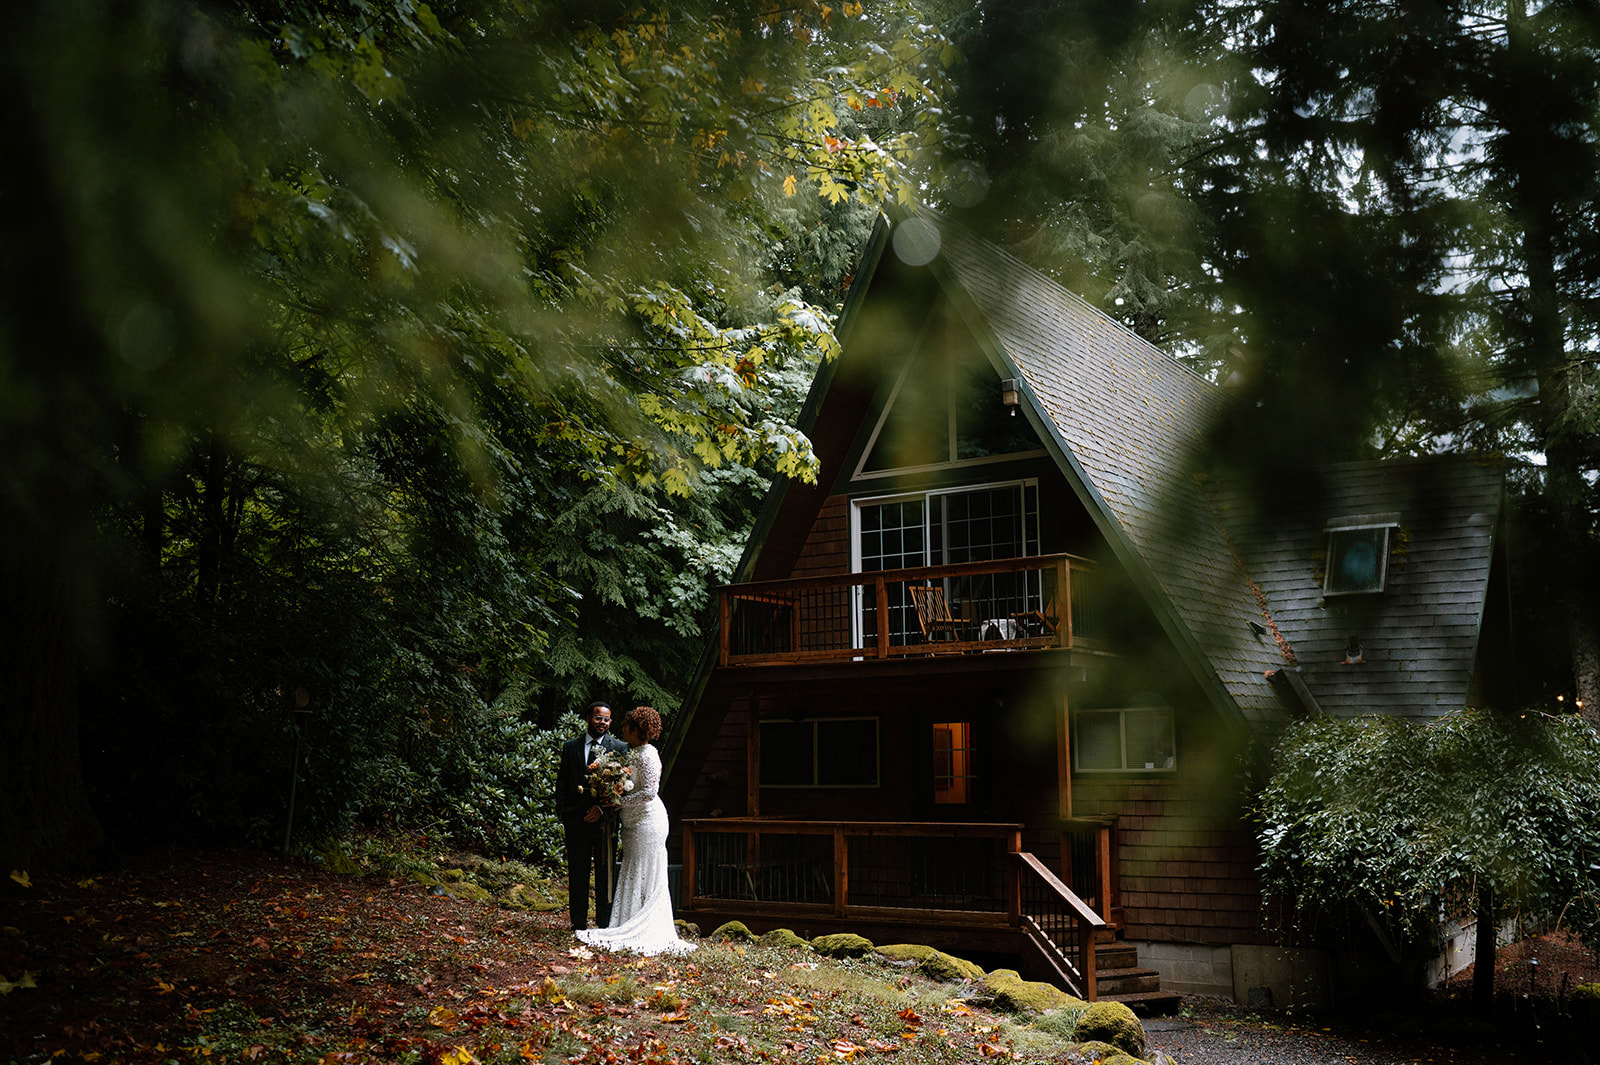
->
[818, 719, 879, 786]
[761, 722, 815, 786]
[1326, 527, 1390, 594]
[1124, 710, 1175, 770]
[1076, 713, 1123, 771]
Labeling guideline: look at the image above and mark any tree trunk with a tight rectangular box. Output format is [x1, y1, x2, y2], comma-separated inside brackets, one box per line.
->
[1500, 0, 1600, 725]
[0, 546, 105, 872]
[1473, 885, 1495, 1009]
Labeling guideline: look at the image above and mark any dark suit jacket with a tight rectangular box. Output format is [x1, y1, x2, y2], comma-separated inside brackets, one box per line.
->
[557, 731, 629, 828]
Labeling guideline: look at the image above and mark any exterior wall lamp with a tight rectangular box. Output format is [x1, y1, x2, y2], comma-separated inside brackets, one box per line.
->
[1000, 377, 1021, 415]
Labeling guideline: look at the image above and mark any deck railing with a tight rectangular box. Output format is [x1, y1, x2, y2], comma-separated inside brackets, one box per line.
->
[681, 819, 1023, 924]
[1015, 852, 1107, 1000]
[718, 553, 1101, 667]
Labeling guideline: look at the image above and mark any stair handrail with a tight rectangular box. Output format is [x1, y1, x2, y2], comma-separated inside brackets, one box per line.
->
[1014, 851, 1106, 1000]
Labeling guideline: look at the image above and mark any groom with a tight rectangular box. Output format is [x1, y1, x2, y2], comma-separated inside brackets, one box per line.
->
[557, 700, 629, 930]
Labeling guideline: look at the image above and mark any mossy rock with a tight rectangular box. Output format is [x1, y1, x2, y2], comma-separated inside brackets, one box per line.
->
[811, 933, 875, 958]
[441, 880, 495, 904]
[1074, 1001, 1145, 1059]
[981, 969, 1071, 1014]
[316, 843, 363, 875]
[439, 868, 467, 882]
[503, 882, 563, 912]
[1062, 1041, 1143, 1065]
[674, 919, 701, 938]
[875, 943, 984, 982]
[1574, 981, 1600, 1001]
[709, 920, 755, 941]
[760, 928, 811, 949]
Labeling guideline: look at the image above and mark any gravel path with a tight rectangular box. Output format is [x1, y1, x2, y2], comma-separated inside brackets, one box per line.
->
[1141, 1009, 1566, 1065]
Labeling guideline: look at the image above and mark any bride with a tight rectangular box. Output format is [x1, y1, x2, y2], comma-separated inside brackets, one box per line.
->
[576, 706, 696, 956]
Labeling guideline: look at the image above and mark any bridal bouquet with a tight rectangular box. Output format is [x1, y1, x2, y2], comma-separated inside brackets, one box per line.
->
[585, 748, 634, 806]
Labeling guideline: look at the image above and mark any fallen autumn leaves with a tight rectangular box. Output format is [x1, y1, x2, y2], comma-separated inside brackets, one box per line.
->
[0, 848, 1070, 1065]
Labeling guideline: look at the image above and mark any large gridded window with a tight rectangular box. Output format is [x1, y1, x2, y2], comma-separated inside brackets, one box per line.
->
[854, 481, 1040, 645]
[1073, 708, 1176, 774]
[760, 717, 879, 788]
[1325, 524, 1395, 595]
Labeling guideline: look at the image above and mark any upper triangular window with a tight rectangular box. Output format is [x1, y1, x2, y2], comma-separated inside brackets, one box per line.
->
[858, 351, 1041, 476]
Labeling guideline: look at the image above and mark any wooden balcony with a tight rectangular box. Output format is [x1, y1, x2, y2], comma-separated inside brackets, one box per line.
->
[680, 817, 1107, 999]
[718, 553, 1103, 668]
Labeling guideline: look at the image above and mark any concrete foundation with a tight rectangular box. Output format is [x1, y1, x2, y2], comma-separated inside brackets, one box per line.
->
[1124, 941, 1234, 999]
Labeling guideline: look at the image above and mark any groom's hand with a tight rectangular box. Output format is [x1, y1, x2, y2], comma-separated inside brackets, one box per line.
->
[583, 805, 603, 823]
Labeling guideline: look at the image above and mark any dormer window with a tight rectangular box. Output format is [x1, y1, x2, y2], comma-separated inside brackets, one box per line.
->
[1324, 521, 1397, 595]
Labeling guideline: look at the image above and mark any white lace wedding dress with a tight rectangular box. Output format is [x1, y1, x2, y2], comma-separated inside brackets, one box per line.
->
[576, 743, 696, 956]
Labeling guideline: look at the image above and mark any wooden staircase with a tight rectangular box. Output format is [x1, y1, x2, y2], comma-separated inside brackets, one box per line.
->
[1095, 932, 1182, 1016]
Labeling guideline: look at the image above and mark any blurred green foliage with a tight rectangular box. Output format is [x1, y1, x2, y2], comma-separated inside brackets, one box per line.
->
[0, 0, 954, 865]
[1257, 709, 1600, 951]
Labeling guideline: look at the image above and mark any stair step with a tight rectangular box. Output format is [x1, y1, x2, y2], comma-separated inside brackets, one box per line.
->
[1095, 966, 1162, 995]
[1096, 946, 1138, 970]
[1103, 989, 1183, 1016]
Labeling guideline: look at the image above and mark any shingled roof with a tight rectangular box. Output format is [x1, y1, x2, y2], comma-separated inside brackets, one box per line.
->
[1221, 455, 1504, 719]
[922, 215, 1293, 723]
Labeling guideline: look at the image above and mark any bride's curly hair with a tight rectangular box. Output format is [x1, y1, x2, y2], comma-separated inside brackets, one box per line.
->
[623, 705, 662, 742]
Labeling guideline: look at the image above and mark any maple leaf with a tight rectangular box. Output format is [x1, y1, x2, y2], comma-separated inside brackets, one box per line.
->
[8, 870, 30, 888]
[896, 1007, 922, 1027]
[428, 1006, 459, 1030]
[0, 971, 39, 996]
[439, 1048, 478, 1065]
[978, 1041, 1011, 1058]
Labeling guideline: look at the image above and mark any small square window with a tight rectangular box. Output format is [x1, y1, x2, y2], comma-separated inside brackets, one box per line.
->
[1325, 525, 1393, 595]
[1073, 708, 1175, 774]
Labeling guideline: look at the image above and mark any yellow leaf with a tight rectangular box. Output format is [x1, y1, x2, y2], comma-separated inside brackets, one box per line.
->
[783, 174, 798, 197]
[8, 870, 30, 888]
[440, 1048, 478, 1065]
[0, 971, 39, 995]
[428, 1005, 459, 1029]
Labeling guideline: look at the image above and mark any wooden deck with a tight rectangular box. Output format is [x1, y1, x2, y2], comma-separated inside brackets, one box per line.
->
[678, 817, 1106, 999]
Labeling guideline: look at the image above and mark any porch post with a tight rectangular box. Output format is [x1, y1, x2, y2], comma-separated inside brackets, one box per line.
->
[1006, 827, 1022, 927]
[875, 575, 889, 659]
[1058, 556, 1072, 648]
[1056, 692, 1073, 819]
[719, 589, 731, 667]
[833, 826, 848, 917]
[682, 824, 698, 909]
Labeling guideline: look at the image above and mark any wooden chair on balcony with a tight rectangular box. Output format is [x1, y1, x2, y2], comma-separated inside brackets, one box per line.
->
[910, 585, 965, 646]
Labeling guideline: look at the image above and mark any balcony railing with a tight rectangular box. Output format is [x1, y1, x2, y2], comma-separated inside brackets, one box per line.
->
[718, 553, 1101, 667]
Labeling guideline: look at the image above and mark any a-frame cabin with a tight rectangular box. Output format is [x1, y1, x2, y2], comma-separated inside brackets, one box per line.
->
[660, 211, 1507, 1010]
